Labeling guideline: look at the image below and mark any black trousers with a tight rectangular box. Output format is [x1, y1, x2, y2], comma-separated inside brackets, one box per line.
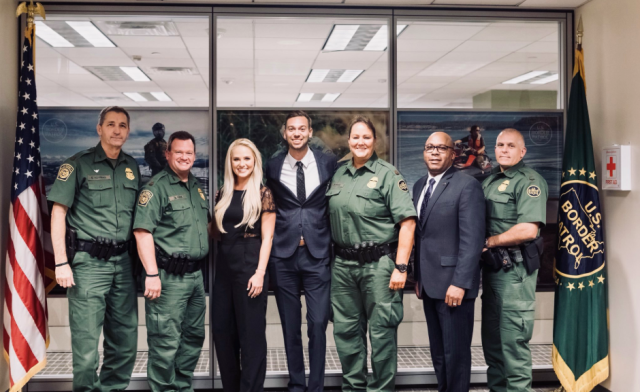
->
[422, 292, 475, 392]
[213, 238, 268, 392]
[269, 246, 331, 392]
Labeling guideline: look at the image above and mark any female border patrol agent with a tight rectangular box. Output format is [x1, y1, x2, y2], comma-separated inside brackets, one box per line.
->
[327, 116, 417, 392]
[481, 129, 548, 392]
[48, 106, 140, 392]
[133, 131, 210, 392]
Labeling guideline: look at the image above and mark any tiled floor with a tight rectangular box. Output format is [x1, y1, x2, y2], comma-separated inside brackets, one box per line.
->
[39, 344, 552, 377]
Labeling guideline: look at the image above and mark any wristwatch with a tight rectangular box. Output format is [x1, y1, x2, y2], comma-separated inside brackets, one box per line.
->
[395, 263, 408, 273]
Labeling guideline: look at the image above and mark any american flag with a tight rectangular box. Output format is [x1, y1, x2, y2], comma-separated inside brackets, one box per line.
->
[3, 26, 55, 392]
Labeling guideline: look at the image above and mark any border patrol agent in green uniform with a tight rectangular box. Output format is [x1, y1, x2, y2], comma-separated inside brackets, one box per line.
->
[48, 106, 139, 392]
[481, 129, 548, 392]
[133, 131, 209, 392]
[327, 117, 417, 392]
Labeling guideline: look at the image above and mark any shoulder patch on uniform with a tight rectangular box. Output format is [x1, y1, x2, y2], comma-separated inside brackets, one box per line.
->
[57, 163, 74, 181]
[398, 179, 408, 192]
[527, 185, 542, 198]
[138, 190, 154, 207]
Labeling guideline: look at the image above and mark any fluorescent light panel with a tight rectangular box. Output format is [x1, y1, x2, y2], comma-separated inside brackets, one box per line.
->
[307, 69, 330, 83]
[503, 71, 547, 84]
[323, 25, 359, 51]
[531, 73, 559, 85]
[66, 21, 115, 47]
[120, 66, 151, 82]
[322, 93, 340, 102]
[324, 24, 407, 52]
[306, 69, 363, 83]
[35, 21, 74, 47]
[297, 93, 314, 102]
[150, 92, 172, 101]
[337, 70, 363, 83]
[364, 25, 388, 51]
[124, 92, 147, 102]
[297, 93, 340, 102]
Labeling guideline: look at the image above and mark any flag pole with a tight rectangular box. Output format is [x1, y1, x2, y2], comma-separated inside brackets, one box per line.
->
[16, 0, 45, 69]
[577, 16, 584, 51]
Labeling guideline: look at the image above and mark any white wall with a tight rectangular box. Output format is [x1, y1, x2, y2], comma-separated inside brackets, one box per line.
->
[576, 0, 640, 390]
[0, 0, 19, 389]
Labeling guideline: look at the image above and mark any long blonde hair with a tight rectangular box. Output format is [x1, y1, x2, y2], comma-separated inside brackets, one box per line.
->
[214, 138, 264, 233]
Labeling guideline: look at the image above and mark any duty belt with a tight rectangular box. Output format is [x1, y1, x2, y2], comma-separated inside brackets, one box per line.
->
[335, 242, 398, 265]
[155, 246, 204, 275]
[76, 238, 130, 261]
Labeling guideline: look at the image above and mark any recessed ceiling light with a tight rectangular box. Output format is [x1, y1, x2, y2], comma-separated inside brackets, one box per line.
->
[124, 92, 147, 102]
[150, 92, 172, 101]
[324, 24, 407, 52]
[531, 73, 559, 84]
[120, 66, 151, 82]
[297, 93, 314, 102]
[503, 71, 547, 84]
[66, 21, 115, 47]
[35, 21, 74, 47]
[322, 93, 340, 102]
[95, 21, 179, 36]
[323, 25, 359, 51]
[306, 69, 363, 83]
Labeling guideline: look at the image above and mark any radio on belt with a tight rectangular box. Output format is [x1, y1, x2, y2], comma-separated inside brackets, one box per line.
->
[602, 144, 631, 191]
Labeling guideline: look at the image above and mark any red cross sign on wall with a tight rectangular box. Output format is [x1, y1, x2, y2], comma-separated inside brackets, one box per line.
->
[607, 156, 616, 177]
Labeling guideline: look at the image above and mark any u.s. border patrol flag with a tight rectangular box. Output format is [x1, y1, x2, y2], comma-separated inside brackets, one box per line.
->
[552, 47, 609, 392]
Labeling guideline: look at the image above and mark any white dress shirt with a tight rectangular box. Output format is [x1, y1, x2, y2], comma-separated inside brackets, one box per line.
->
[416, 170, 447, 219]
[280, 148, 321, 199]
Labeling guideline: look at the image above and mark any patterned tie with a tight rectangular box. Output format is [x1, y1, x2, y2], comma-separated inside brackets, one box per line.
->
[419, 178, 436, 227]
[296, 161, 306, 204]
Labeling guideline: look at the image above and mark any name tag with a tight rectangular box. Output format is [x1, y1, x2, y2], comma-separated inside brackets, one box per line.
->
[169, 194, 187, 201]
[331, 183, 344, 189]
[88, 175, 111, 180]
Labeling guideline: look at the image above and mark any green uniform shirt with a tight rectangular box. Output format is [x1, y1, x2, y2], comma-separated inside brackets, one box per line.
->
[482, 160, 548, 237]
[327, 153, 417, 262]
[47, 142, 141, 242]
[133, 166, 210, 260]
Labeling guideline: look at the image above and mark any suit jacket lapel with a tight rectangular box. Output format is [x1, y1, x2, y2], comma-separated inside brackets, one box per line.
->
[270, 152, 300, 205]
[421, 167, 456, 229]
[304, 149, 328, 202]
[413, 176, 427, 211]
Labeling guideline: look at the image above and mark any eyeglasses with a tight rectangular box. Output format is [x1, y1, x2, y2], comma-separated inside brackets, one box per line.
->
[424, 145, 453, 153]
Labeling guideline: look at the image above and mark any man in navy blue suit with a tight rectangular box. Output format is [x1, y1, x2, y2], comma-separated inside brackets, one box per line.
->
[413, 132, 486, 392]
[266, 111, 337, 392]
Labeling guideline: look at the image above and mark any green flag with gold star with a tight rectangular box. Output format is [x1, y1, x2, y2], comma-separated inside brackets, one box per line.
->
[552, 47, 609, 392]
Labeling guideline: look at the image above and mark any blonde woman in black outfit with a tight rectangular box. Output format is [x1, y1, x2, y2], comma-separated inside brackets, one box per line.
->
[211, 138, 276, 392]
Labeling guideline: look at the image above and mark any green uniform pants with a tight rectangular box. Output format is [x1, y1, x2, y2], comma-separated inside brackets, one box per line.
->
[481, 261, 537, 392]
[144, 269, 206, 392]
[67, 252, 138, 392]
[331, 256, 404, 392]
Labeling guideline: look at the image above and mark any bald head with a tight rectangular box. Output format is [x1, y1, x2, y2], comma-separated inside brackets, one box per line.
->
[495, 128, 527, 171]
[424, 131, 455, 176]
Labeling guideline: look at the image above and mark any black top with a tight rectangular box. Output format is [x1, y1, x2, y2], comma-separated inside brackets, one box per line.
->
[216, 186, 275, 243]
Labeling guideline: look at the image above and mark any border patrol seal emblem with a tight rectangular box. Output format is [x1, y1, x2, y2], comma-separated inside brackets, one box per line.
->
[198, 188, 205, 200]
[527, 185, 542, 198]
[138, 190, 153, 207]
[125, 167, 135, 181]
[367, 177, 379, 189]
[57, 163, 74, 181]
[398, 179, 408, 192]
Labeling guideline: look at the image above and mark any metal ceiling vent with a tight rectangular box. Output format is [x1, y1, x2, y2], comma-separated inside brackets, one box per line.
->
[149, 67, 199, 75]
[95, 21, 179, 36]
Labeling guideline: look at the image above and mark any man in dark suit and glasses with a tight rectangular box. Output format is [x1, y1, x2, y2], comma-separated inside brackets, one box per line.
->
[266, 111, 338, 392]
[413, 132, 486, 392]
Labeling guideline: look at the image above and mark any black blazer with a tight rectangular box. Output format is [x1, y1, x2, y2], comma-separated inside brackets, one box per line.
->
[413, 167, 486, 299]
[265, 148, 338, 259]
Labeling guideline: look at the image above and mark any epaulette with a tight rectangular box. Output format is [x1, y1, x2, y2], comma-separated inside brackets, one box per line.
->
[337, 160, 348, 169]
[147, 171, 168, 187]
[68, 147, 95, 162]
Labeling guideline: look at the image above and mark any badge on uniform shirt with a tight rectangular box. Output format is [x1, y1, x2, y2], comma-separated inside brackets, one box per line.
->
[398, 179, 408, 192]
[527, 185, 542, 198]
[138, 190, 153, 207]
[498, 180, 510, 192]
[125, 167, 135, 181]
[57, 163, 74, 181]
[198, 188, 205, 200]
[367, 177, 379, 189]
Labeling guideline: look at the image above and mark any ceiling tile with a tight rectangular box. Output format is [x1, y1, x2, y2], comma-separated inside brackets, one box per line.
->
[110, 36, 186, 49]
[453, 40, 530, 53]
[398, 39, 463, 52]
[517, 41, 560, 53]
[398, 23, 487, 41]
[254, 23, 332, 39]
[313, 51, 385, 70]
[470, 23, 558, 41]
[255, 37, 326, 52]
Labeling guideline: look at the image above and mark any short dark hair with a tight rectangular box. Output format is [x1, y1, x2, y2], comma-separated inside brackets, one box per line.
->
[167, 131, 196, 152]
[284, 110, 312, 129]
[98, 106, 130, 126]
[470, 125, 479, 133]
[348, 116, 376, 139]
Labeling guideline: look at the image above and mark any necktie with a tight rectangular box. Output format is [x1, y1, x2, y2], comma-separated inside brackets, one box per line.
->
[419, 178, 436, 227]
[296, 161, 306, 204]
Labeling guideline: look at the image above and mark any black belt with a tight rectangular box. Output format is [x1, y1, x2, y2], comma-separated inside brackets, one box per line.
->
[155, 246, 205, 275]
[335, 242, 398, 264]
[76, 239, 130, 260]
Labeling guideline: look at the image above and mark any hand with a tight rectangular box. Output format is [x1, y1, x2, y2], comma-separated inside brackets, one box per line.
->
[144, 276, 162, 300]
[389, 269, 406, 291]
[445, 285, 465, 307]
[247, 270, 265, 298]
[55, 263, 75, 288]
